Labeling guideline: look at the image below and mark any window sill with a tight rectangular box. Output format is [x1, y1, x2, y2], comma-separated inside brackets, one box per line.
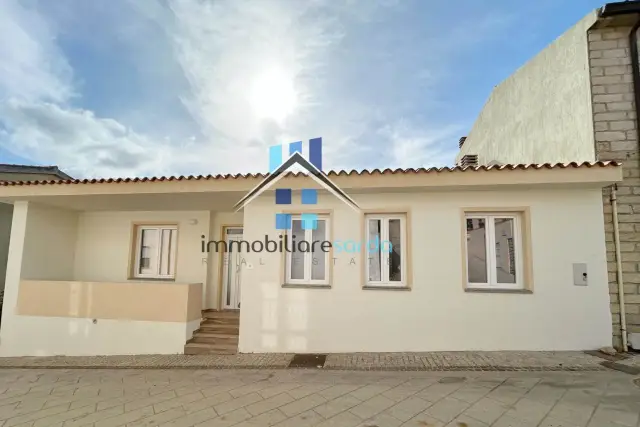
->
[363, 285, 411, 291]
[282, 284, 331, 289]
[128, 277, 176, 282]
[465, 288, 532, 294]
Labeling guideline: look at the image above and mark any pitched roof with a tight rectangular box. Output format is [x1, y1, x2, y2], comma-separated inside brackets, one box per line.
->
[0, 164, 73, 181]
[0, 161, 621, 187]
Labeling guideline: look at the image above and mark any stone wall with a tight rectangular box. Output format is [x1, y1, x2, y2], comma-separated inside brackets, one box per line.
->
[588, 24, 640, 349]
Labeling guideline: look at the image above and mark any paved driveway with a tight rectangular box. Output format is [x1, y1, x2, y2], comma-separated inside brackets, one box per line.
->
[0, 369, 638, 427]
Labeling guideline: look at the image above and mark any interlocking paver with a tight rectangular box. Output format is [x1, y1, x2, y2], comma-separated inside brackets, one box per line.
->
[315, 410, 362, 427]
[213, 392, 263, 415]
[313, 394, 362, 419]
[384, 396, 432, 422]
[94, 405, 154, 427]
[245, 391, 294, 416]
[349, 394, 395, 420]
[195, 407, 252, 427]
[423, 396, 470, 424]
[236, 408, 288, 426]
[0, 369, 635, 427]
[279, 393, 326, 417]
[159, 407, 217, 427]
[461, 397, 511, 425]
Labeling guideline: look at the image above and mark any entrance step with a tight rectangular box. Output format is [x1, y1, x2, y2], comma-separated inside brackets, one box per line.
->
[184, 342, 237, 355]
[184, 310, 240, 355]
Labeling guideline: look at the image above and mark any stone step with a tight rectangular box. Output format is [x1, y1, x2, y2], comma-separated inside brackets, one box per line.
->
[201, 318, 239, 326]
[193, 331, 240, 340]
[184, 342, 237, 355]
[202, 310, 239, 319]
[190, 335, 239, 345]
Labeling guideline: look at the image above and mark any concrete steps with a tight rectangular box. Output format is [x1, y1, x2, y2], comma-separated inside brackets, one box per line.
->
[184, 310, 239, 355]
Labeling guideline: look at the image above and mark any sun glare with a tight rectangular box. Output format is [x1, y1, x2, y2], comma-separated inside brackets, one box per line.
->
[249, 67, 297, 123]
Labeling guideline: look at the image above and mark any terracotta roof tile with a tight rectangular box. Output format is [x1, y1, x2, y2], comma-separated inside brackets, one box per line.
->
[0, 161, 621, 187]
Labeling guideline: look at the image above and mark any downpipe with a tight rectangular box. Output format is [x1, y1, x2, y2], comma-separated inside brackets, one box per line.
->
[611, 184, 628, 352]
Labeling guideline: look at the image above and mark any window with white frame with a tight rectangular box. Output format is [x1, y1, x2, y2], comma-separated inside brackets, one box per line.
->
[285, 215, 330, 285]
[465, 213, 523, 289]
[133, 225, 178, 279]
[365, 214, 407, 287]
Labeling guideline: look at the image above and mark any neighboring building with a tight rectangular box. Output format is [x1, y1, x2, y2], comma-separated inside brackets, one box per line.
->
[456, 1, 640, 350]
[0, 165, 72, 297]
[0, 162, 621, 356]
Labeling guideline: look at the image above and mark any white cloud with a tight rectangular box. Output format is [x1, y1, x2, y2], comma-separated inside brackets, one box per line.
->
[0, 0, 510, 178]
[0, 0, 73, 103]
[379, 120, 463, 169]
[0, 99, 173, 177]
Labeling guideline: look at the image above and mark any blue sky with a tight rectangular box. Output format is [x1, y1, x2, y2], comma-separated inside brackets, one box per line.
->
[0, 0, 605, 178]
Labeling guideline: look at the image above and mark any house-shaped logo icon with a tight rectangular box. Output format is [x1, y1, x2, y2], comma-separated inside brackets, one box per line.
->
[233, 138, 360, 230]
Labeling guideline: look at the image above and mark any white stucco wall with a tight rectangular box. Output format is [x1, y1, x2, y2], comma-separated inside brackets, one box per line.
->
[73, 210, 210, 285]
[0, 317, 201, 356]
[21, 203, 78, 281]
[457, 12, 598, 165]
[0, 203, 13, 291]
[239, 188, 611, 352]
[0, 204, 207, 356]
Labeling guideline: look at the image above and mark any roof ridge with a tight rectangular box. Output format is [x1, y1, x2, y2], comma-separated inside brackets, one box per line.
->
[0, 161, 622, 187]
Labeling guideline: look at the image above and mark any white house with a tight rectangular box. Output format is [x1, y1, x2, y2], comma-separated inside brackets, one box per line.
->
[0, 161, 622, 356]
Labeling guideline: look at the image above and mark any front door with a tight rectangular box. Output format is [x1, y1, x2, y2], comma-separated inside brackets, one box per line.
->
[222, 227, 243, 309]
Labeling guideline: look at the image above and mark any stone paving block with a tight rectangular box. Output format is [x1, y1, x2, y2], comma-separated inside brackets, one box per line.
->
[184, 392, 234, 414]
[459, 397, 510, 425]
[349, 384, 392, 401]
[349, 394, 395, 420]
[235, 408, 288, 426]
[287, 384, 333, 399]
[258, 383, 303, 399]
[548, 400, 597, 426]
[273, 409, 325, 427]
[402, 411, 446, 427]
[588, 405, 640, 427]
[538, 416, 583, 427]
[31, 404, 96, 427]
[279, 393, 326, 417]
[358, 412, 403, 427]
[94, 405, 155, 427]
[213, 392, 263, 415]
[127, 407, 187, 427]
[315, 410, 362, 427]
[423, 396, 470, 424]
[417, 382, 465, 402]
[153, 391, 205, 414]
[492, 413, 540, 427]
[125, 390, 177, 412]
[3, 403, 72, 427]
[229, 381, 274, 398]
[318, 384, 363, 401]
[314, 394, 362, 419]
[245, 391, 294, 416]
[502, 398, 555, 426]
[485, 384, 531, 405]
[61, 405, 126, 427]
[521, 383, 567, 405]
[384, 396, 432, 422]
[449, 385, 493, 404]
[445, 414, 489, 427]
[382, 384, 429, 402]
[195, 407, 252, 427]
[158, 407, 217, 427]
